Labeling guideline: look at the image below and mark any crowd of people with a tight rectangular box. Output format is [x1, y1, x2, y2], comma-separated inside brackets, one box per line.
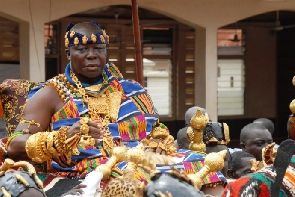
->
[0, 20, 294, 197]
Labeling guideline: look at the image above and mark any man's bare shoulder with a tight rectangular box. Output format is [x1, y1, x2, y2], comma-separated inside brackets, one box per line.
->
[26, 85, 63, 109]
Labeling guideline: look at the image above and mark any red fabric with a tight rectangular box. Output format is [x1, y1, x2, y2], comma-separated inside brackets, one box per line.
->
[221, 177, 270, 197]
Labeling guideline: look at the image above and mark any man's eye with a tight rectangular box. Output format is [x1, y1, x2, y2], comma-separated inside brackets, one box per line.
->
[95, 47, 105, 52]
[254, 141, 265, 146]
[78, 48, 87, 52]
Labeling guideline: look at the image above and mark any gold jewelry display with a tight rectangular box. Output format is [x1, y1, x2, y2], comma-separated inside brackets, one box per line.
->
[25, 126, 82, 164]
[187, 109, 208, 153]
[187, 150, 227, 190]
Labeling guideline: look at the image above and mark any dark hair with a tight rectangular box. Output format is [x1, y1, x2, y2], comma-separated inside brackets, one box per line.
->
[253, 118, 274, 135]
[176, 127, 189, 148]
[240, 123, 267, 142]
[228, 151, 255, 170]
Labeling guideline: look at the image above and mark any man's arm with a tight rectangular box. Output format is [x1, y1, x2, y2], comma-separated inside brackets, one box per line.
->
[7, 85, 63, 160]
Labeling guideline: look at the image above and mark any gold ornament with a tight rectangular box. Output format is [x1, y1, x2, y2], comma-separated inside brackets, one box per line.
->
[293, 76, 295, 86]
[101, 145, 151, 197]
[141, 125, 176, 155]
[188, 108, 208, 153]
[250, 158, 261, 172]
[95, 146, 127, 180]
[70, 31, 75, 38]
[80, 124, 89, 134]
[65, 38, 69, 48]
[262, 142, 277, 166]
[100, 35, 105, 43]
[74, 37, 79, 45]
[91, 34, 97, 43]
[187, 150, 227, 190]
[82, 35, 88, 44]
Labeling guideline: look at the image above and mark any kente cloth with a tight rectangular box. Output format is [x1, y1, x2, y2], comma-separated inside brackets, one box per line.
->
[156, 149, 227, 188]
[221, 155, 295, 197]
[26, 62, 162, 178]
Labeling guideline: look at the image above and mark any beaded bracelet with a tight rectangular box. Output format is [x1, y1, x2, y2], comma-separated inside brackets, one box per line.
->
[6, 130, 27, 149]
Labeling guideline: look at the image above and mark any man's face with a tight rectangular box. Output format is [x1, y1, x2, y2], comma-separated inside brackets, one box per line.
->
[234, 157, 253, 178]
[241, 129, 273, 161]
[68, 43, 107, 80]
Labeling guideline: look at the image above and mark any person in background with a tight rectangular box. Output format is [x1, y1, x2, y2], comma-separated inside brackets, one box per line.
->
[240, 123, 273, 161]
[253, 118, 274, 136]
[253, 118, 279, 148]
[175, 106, 209, 149]
[227, 151, 255, 179]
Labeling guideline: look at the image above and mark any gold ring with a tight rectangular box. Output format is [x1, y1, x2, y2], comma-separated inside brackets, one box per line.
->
[80, 117, 89, 124]
[80, 124, 89, 134]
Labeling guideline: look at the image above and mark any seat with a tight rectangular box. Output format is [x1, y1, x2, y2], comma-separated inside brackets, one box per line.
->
[0, 79, 40, 136]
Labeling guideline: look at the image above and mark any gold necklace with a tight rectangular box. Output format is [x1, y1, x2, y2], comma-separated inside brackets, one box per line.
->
[70, 70, 123, 150]
[70, 70, 110, 120]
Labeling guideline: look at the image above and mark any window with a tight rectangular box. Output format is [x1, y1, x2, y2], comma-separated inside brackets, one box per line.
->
[217, 59, 245, 116]
[142, 27, 173, 117]
[143, 58, 172, 116]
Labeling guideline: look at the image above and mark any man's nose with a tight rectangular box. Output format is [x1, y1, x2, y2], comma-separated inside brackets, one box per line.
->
[86, 48, 97, 59]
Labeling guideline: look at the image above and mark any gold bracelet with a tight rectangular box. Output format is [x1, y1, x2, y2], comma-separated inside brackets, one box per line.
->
[20, 119, 44, 131]
[25, 132, 51, 163]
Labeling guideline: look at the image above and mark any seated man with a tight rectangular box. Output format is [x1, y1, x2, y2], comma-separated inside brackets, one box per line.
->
[240, 123, 273, 161]
[227, 151, 255, 179]
[6, 21, 175, 196]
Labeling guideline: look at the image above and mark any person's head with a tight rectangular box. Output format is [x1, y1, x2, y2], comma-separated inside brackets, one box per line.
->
[240, 123, 273, 161]
[227, 151, 255, 179]
[206, 144, 230, 178]
[253, 118, 275, 136]
[65, 21, 108, 83]
[177, 127, 190, 149]
[185, 106, 209, 126]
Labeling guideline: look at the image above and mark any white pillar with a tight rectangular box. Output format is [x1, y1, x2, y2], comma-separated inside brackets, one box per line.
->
[195, 26, 218, 121]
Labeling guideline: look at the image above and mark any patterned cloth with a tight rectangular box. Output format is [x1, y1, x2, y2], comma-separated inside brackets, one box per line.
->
[0, 79, 40, 136]
[156, 149, 227, 188]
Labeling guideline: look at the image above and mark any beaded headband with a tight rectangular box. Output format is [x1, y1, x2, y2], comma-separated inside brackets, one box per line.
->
[64, 20, 109, 48]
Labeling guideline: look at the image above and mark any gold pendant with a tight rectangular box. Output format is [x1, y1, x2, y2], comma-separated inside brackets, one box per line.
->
[85, 84, 103, 92]
[88, 95, 109, 119]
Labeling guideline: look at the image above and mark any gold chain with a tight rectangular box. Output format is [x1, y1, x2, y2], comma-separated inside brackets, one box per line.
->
[70, 70, 112, 121]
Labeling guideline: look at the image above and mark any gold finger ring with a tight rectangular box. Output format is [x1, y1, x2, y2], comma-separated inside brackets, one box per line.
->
[80, 124, 89, 134]
[80, 117, 89, 124]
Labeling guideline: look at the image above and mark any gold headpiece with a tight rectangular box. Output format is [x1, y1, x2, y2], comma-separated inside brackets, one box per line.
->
[64, 21, 109, 47]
